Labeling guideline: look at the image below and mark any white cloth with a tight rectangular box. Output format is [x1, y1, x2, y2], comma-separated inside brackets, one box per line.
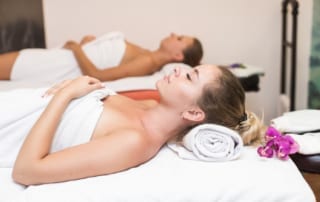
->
[11, 32, 126, 83]
[167, 124, 243, 162]
[289, 133, 320, 155]
[0, 146, 316, 202]
[103, 63, 192, 91]
[0, 87, 115, 167]
[228, 64, 265, 78]
[271, 109, 320, 133]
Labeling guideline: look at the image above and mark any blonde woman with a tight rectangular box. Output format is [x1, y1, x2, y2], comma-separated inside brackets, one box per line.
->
[0, 64, 264, 185]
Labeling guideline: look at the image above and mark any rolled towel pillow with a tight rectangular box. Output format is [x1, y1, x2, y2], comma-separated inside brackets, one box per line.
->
[167, 124, 243, 162]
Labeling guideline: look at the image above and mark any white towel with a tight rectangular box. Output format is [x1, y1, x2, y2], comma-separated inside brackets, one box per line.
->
[289, 133, 320, 155]
[11, 32, 126, 83]
[103, 63, 192, 92]
[167, 124, 243, 162]
[228, 64, 265, 78]
[271, 109, 320, 133]
[0, 87, 115, 167]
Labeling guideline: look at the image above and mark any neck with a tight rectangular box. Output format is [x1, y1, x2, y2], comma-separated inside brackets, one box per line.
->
[141, 103, 188, 143]
[150, 49, 176, 68]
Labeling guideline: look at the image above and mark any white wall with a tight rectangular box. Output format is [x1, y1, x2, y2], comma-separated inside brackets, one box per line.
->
[42, 0, 313, 124]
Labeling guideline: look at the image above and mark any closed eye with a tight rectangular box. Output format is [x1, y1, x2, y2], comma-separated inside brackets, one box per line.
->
[186, 73, 192, 81]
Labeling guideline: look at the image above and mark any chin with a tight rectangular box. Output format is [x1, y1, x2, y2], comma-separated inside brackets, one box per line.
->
[155, 80, 164, 92]
[155, 80, 166, 95]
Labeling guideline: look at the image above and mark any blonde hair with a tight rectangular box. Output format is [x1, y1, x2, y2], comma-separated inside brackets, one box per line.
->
[197, 65, 265, 146]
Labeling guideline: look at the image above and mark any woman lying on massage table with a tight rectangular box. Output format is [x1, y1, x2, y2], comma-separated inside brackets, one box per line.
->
[0, 32, 203, 82]
[1, 64, 264, 185]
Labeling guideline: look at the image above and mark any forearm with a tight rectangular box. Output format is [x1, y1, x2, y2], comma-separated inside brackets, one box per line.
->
[14, 91, 72, 167]
[70, 47, 126, 81]
[13, 76, 104, 185]
[70, 45, 99, 77]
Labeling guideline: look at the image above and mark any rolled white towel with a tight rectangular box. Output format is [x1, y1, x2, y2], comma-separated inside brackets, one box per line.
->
[289, 133, 320, 155]
[167, 124, 243, 162]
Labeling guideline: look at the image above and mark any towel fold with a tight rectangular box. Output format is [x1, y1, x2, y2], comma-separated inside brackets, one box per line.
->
[0, 87, 115, 167]
[228, 63, 265, 78]
[167, 124, 243, 162]
[289, 133, 320, 155]
[271, 109, 320, 133]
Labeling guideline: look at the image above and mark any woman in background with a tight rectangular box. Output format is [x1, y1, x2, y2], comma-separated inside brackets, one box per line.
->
[0, 32, 203, 83]
[0, 64, 264, 185]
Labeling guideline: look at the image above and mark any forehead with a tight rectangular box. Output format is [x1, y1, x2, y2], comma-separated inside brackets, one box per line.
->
[196, 65, 221, 81]
[180, 35, 194, 47]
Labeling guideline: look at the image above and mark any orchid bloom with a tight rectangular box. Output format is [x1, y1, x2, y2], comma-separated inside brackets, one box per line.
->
[257, 127, 299, 160]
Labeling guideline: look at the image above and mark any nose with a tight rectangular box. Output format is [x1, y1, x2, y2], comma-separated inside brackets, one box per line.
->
[170, 33, 177, 38]
[173, 66, 181, 77]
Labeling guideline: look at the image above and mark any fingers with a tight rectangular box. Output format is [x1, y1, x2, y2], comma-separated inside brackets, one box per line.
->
[63, 40, 78, 49]
[42, 79, 72, 97]
[86, 76, 105, 90]
[70, 76, 104, 98]
[42, 76, 104, 99]
[80, 35, 96, 45]
[83, 35, 96, 40]
[87, 76, 101, 85]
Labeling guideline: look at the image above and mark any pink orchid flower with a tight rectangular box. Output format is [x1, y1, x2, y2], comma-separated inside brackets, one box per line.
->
[257, 127, 299, 160]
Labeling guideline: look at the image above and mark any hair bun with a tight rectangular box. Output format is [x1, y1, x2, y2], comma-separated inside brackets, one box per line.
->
[237, 111, 266, 146]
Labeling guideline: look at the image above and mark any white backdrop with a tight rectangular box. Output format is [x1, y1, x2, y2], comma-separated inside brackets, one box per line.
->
[42, 0, 313, 123]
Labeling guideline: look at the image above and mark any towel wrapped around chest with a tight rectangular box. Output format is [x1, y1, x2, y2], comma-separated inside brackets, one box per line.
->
[0, 87, 115, 167]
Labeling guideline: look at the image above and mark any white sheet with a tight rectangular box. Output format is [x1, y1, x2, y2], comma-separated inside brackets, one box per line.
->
[0, 63, 187, 92]
[1, 147, 315, 202]
[1, 64, 313, 202]
[0, 63, 265, 92]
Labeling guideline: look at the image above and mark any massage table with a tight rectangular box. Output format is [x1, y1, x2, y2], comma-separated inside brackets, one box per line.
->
[0, 146, 315, 202]
[0, 63, 264, 92]
[0, 63, 315, 202]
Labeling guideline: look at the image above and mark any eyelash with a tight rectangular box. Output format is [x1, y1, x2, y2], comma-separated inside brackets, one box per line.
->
[186, 73, 191, 81]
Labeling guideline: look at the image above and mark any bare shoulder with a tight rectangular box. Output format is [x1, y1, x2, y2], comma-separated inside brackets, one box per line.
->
[138, 99, 159, 108]
[106, 128, 160, 163]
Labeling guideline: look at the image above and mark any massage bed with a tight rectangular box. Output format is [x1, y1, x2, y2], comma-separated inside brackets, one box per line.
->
[0, 146, 315, 202]
[0, 63, 315, 202]
[0, 62, 264, 94]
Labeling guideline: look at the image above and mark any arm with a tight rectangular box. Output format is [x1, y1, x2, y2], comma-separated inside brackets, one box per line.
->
[13, 129, 152, 185]
[64, 41, 160, 81]
[12, 76, 110, 185]
[79, 35, 96, 46]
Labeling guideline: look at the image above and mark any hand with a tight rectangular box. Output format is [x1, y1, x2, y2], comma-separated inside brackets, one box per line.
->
[43, 76, 104, 99]
[80, 35, 96, 45]
[63, 40, 80, 50]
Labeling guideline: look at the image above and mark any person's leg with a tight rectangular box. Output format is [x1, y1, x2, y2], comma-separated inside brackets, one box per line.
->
[0, 51, 19, 80]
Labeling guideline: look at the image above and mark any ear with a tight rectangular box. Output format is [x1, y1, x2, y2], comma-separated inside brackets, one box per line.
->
[173, 52, 184, 62]
[181, 107, 205, 123]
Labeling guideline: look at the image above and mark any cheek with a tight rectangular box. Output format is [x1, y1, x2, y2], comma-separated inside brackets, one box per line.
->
[174, 83, 199, 101]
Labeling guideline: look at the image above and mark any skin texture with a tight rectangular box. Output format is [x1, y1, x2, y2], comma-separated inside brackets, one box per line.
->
[0, 33, 195, 81]
[12, 64, 221, 185]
